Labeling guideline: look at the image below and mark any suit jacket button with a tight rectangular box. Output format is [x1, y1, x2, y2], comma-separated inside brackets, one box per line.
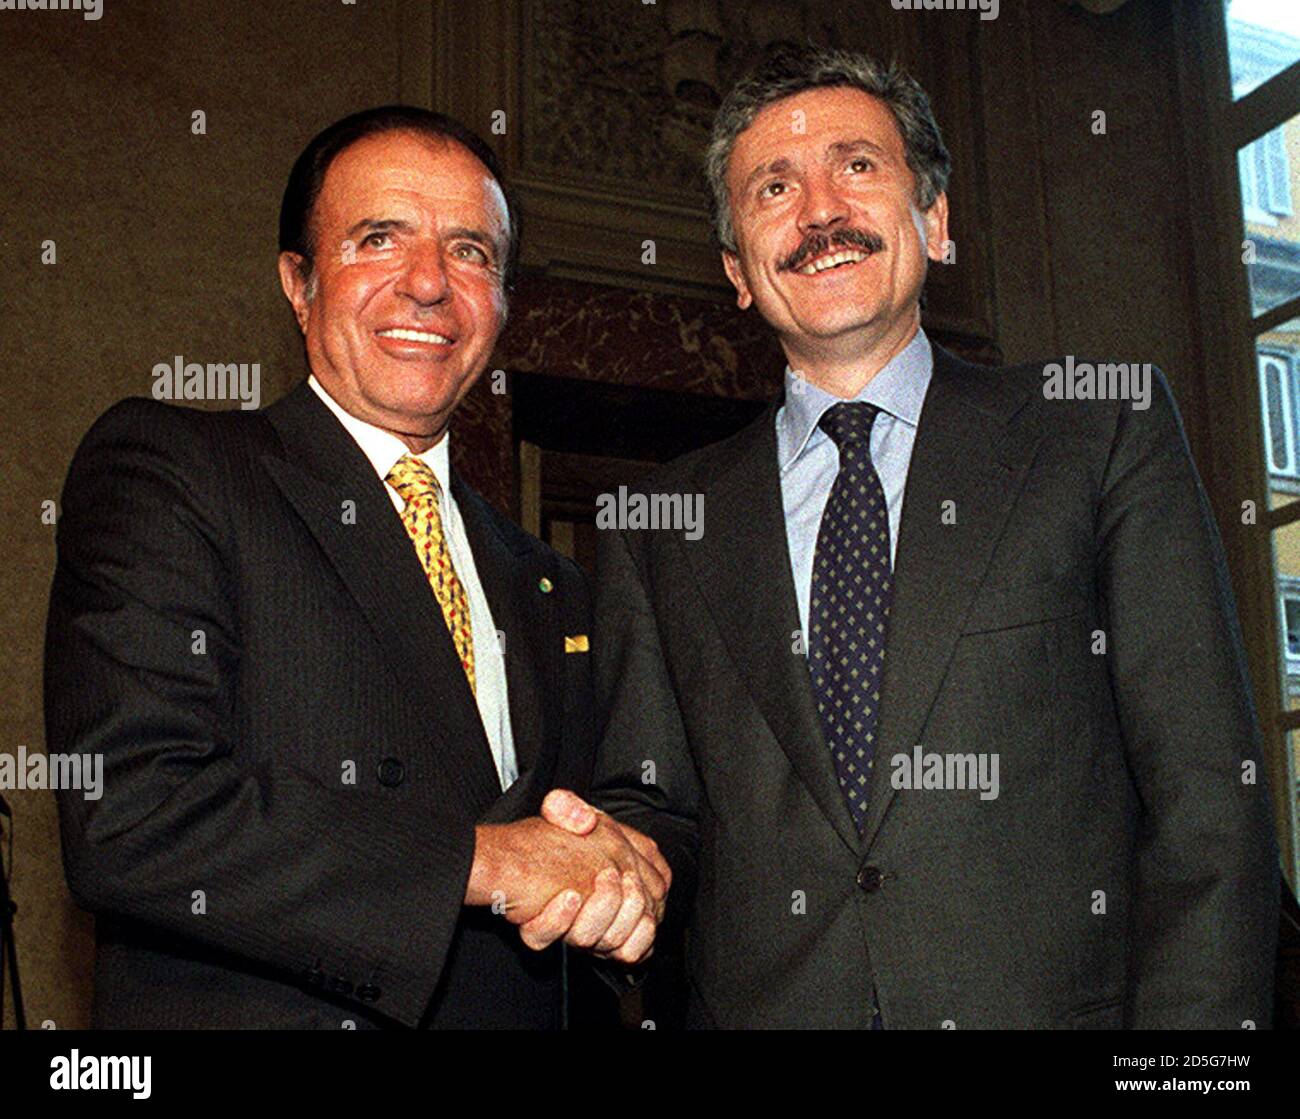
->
[329, 976, 354, 996]
[377, 758, 405, 787]
[856, 866, 884, 893]
[356, 984, 381, 1003]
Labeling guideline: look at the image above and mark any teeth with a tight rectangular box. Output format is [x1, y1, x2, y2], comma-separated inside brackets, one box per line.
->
[798, 250, 869, 275]
[377, 328, 453, 344]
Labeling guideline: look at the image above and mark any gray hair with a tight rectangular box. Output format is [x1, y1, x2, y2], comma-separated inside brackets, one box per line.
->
[705, 46, 952, 252]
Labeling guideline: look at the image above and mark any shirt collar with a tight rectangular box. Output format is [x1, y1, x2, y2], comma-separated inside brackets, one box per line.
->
[776, 326, 933, 473]
[307, 374, 450, 496]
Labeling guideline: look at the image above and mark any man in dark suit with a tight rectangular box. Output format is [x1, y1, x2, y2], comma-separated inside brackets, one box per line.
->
[570, 46, 1282, 1027]
[46, 106, 668, 1029]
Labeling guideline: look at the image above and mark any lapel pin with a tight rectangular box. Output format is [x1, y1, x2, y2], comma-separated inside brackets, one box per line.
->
[538, 576, 554, 594]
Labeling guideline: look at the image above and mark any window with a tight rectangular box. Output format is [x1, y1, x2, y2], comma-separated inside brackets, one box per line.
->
[1281, 579, 1300, 663]
[1240, 127, 1293, 220]
[1260, 348, 1298, 477]
[1188, 0, 1300, 889]
[1228, 2, 1300, 99]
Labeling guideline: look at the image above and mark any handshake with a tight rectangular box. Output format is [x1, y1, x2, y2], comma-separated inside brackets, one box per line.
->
[464, 790, 671, 965]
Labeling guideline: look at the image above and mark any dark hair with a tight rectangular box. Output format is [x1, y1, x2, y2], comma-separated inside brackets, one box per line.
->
[706, 46, 951, 251]
[278, 105, 520, 290]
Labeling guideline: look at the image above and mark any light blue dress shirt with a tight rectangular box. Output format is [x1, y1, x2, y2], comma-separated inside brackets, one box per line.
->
[776, 327, 934, 640]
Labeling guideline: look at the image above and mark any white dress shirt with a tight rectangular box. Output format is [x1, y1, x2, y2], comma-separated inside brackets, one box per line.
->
[308, 375, 518, 790]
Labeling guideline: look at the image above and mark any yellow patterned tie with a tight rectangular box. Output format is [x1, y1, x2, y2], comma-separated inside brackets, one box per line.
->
[386, 454, 476, 694]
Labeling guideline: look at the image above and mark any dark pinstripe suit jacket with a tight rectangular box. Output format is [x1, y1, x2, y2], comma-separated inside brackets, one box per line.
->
[47, 380, 594, 1028]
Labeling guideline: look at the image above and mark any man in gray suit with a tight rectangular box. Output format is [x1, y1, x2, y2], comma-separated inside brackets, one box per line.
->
[539, 46, 1281, 1027]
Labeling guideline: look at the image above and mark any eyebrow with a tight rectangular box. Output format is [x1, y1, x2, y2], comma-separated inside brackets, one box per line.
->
[444, 225, 503, 260]
[343, 218, 503, 259]
[344, 218, 417, 241]
[739, 138, 891, 194]
[827, 139, 888, 161]
[741, 157, 795, 196]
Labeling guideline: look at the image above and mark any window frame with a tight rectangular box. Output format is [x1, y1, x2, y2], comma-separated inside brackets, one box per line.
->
[1174, 2, 1300, 890]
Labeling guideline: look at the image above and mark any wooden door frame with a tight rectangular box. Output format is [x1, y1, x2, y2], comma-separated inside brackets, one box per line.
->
[1173, 1, 1299, 884]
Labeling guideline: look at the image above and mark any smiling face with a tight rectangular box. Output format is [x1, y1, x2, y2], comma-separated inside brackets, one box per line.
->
[721, 86, 948, 380]
[278, 129, 510, 449]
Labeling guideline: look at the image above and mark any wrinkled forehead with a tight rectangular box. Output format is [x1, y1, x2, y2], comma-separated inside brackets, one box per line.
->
[316, 130, 510, 237]
[728, 87, 905, 183]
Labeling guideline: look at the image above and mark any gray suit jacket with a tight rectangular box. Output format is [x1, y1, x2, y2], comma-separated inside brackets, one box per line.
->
[590, 344, 1281, 1029]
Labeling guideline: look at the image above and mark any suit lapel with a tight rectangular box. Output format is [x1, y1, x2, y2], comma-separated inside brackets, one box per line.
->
[451, 469, 564, 821]
[261, 382, 502, 811]
[862, 346, 1041, 848]
[683, 408, 862, 854]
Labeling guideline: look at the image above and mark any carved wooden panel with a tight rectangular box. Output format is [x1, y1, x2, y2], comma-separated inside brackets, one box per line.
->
[430, 0, 995, 352]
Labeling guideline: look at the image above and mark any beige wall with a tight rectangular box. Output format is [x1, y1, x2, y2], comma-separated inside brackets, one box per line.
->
[1, 0, 418, 1029]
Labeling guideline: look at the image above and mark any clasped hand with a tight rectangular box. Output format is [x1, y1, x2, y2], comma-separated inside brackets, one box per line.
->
[465, 790, 670, 964]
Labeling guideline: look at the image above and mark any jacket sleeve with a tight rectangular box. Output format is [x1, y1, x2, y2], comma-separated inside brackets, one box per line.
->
[589, 526, 701, 923]
[1095, 370, 1281, 1028]
[46, 399, 474, 1028]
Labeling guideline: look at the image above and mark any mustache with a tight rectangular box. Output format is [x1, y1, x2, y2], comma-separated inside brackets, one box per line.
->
[778, 228, 885, 272]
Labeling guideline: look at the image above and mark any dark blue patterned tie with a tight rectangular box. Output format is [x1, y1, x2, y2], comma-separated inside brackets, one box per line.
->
[808, 401, 892, 836]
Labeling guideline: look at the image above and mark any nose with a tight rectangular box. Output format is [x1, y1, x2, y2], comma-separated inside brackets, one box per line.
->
[797, 168, 850, 234]
[395, 240, 451, 308]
